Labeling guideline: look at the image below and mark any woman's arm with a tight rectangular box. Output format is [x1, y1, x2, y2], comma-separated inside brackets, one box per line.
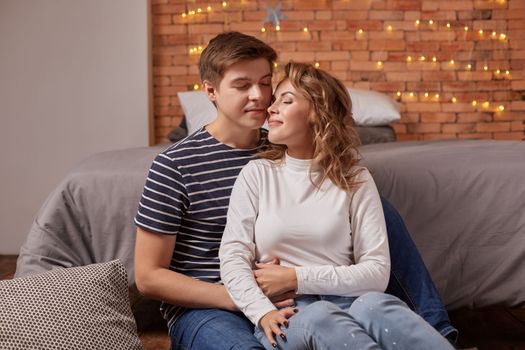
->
[219, 163, 277, 326]
[134, 227, 237, 310]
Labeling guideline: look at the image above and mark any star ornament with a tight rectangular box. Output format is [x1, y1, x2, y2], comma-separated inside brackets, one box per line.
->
[264, 2, 286, 28]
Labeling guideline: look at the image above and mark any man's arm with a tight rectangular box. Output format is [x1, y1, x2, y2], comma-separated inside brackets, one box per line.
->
[134, 227, 237, 310]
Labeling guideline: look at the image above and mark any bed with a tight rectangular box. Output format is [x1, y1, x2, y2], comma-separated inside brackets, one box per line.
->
[15, 136, 525, 311]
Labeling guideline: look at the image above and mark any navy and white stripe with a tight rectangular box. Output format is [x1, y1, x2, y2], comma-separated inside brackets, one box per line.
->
[135, 126, 267, 328]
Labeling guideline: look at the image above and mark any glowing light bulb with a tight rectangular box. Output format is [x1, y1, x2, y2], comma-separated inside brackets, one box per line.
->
[435, 94, 440, 99]
[197, 8, 202, 13]
[314, 62, 320, 68]
[261, 27, 266, 33]
[396, 91, 401, 97]
[464, 26, 469, 31]
[500, 33, 507, 40]
[387, 25, 393, 31]
[193, 84, 200, 90]
[478, 29, 483, 34]
[273, 62, 278, 68]
[424, 92, 429, 98]
[450, 59, 455, 64]
[207, 6, 212, 11]
[415, 20, 420, 25]
[303, 27, 309, 32]
[484, 66, 488, 71]
[182, 13, 187, 18]
[276, 25, 281, 31]
[222, 1, 227, 7]
[409, 92, 414, 97]
[452, 97, 457, 103]
[358, 28, 364, 34]
[472, 100, 478, 107]
[446, 22, 451, 28]
[407, 56, 413, 62]
[483, 101, 490, 108]
[420, 56, 426, 61]
[505, 70, 510, 75]
[492, 31, 497, 37]
[429, 20, 434, 25]
[377, 61, 383, 67]
[496, 69, 501, 74]
[432, 56, 437, 62]
[498, 105, 505, 111]
[467, 64, 472, 70]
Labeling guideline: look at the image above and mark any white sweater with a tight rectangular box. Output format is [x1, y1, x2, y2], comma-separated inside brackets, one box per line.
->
[219, 154, 390, 326]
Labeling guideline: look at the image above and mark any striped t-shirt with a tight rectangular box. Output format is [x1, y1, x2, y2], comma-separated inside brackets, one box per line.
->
[134, 126, 268, 328]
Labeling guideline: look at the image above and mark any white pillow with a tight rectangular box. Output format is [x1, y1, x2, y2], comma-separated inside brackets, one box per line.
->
[347, 88, 400, 126]
[177, 91, 217, 134]
[177, 89, 400, 133]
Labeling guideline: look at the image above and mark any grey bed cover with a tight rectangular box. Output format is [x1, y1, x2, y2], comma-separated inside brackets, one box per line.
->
[15, 140, 525, 310]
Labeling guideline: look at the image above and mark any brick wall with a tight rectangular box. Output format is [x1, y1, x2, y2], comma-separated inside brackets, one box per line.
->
[151, 0, 525, 143]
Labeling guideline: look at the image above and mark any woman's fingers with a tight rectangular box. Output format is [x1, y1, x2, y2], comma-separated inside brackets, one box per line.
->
[280, 307, 299, 319]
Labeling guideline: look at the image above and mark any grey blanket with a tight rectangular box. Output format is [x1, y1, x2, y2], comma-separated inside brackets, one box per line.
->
[16, 140, 525, 309]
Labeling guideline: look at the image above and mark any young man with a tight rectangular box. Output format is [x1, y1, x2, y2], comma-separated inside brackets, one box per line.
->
[134, 31, 456, 350]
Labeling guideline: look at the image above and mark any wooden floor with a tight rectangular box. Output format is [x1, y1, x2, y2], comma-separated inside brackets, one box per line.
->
[2, 255, 524, 350]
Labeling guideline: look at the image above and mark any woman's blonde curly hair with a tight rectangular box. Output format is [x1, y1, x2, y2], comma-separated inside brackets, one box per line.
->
[259, 61, 363, 194]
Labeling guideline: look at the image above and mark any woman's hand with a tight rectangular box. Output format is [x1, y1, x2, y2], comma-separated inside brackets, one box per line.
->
[259, 308, 298, 348]
[254, 263, 298, 298]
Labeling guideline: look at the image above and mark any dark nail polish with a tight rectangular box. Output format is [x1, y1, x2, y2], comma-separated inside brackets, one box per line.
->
[272, 342, 277, 348]
[283, 321, 289, 328]
[293, 308, 299, 313]
[280, 333, 287, 341]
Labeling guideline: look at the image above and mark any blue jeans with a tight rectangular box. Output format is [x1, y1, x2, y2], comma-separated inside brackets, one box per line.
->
[381, 197, 458, 342]
[254, 293, 454, 350]
[169, 308, 264, 350]
[169, 198, 457, 348]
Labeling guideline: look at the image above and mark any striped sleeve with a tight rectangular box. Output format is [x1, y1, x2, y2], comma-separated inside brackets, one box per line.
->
[135, 152, 189, 235]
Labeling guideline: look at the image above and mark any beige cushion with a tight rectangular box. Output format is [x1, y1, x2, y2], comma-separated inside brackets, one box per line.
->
[0, 260, 143, 350]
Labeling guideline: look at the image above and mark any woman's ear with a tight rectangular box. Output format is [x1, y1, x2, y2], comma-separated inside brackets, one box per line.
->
[203, 80, 217, 102]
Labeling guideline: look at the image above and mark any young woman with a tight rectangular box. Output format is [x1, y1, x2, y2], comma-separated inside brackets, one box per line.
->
[219, 61, 454, 350]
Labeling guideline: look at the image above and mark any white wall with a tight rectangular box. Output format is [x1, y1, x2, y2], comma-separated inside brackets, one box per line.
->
[0, 0, 150, 254]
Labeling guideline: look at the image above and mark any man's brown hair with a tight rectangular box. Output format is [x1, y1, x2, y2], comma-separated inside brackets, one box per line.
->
[199, 31, 277, 86]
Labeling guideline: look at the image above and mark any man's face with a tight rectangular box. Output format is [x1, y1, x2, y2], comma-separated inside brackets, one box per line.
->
[205, 58, 273, 131]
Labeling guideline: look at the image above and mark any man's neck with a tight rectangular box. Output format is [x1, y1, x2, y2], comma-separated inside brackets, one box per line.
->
[206, 118, 261, 149]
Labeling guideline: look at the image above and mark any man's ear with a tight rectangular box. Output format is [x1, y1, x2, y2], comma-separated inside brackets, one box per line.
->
[203, 80, 217, 102]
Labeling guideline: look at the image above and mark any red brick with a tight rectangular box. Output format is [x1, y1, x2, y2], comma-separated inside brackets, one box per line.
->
[494, 132, 525, 140]
[457, 112, 493, 123]
[421, 112, 456, 123]
[333, 10, 368, 20]
[333, 0, 372, 10]
[387, 72, 422, 81]
[369, 39, 406, 51]
[420, 32, 457, 41]
[510, 101, 525, 111]
[457, 132, 492, 139]
[422, 71, 457, 81]
[391, 0, 423, 11]
[442, 123, 476, 133]
[457, 72, 493, 81]
[369, 11, 405, 20]
[315, 10, 332, 20]
[442, 103, 475, 112]
[511, 80, 525, 90]
[407, 123, 441, 133]
[406, 103, 441, 112]
[477, 122, 511, 132]
[423, 133, 458, 140]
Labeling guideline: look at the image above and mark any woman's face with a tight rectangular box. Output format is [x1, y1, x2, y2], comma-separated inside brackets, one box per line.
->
[267, 79, 314, 158]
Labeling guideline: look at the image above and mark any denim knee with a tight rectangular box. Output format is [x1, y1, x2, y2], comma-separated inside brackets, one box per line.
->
[295, 300, 342, 329]
[350, 292, 407, 320]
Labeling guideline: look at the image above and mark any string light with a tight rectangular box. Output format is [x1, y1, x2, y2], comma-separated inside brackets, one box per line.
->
[407, 56, 413, 62]
[505, 70, 510, 75]
[415, 20, 420, 25]
[207, 6, 212, 11]
[314, 62, 320, 68]
[409, 92, 414, 97]
[498, 105, 505, 111]
[377, 61, 383, 67]
[446, 22, 451, 28]
[492, 31, 497, 38]
[193, 84, 200, 90]
[451, 97, 457, 103]
[387, 25, 393, 31]
[420, 56, 426, 61]
[484, 65, 488, 71]
[464, 26, 469, 31]
[496, 69, 501, 74]
[424, 92, 429, 98]
[449, 59, 455, 64]
[500, 33, 507, 40]
[222, 1, 227, 7]
[478, 29, 484, 35]
[483, 101, 490, 108]
[197, 8, 202, 13]
[428, 19, 434, 25]
[432, 56, 437, 62]
[467, 63, 472, 70]
[357, 28, 364, 34]
[435, 93, 440, 99]
[276, 25, 281, 31]
[261, 27, 266, 33]
[472, 100, 478, 107]
[303, 27, 309, 32]
[181, 13, 187, 18]
[396, 91, 401, 97]
[273, 62, 278, 68]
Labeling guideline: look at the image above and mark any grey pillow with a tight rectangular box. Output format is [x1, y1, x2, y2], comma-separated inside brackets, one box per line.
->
[0, 260, 143, 350]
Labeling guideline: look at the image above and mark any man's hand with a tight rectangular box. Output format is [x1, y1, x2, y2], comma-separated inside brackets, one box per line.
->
[258, 308, 297, 348]
[254, 263, 298, 298]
